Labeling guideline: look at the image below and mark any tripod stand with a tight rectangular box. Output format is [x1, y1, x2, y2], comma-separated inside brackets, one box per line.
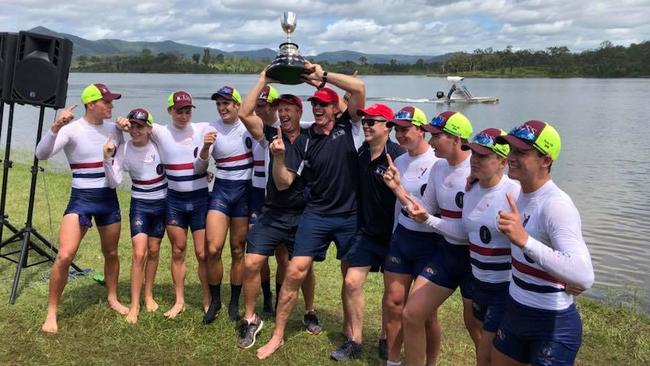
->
[0, 103, 82, 304]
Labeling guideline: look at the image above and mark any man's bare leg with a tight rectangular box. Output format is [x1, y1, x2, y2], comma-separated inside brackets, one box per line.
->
[164, 225, 188, 318]
[144, 237, 161, 312]
[98, 222, 128, 315]
[257, 256, 314, 359]
[42, 214, 87, 333]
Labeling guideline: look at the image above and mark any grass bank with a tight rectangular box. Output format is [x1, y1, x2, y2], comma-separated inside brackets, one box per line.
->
[0, 162, 648, 365]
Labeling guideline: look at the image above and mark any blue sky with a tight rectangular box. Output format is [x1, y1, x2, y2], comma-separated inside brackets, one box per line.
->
[2, 0, 649, 55]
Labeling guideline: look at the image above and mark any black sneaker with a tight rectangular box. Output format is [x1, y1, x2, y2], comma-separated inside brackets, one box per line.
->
[303, 311, 322, 335]
[330, 339, 363, 361]
[378, 338, 388, 360]
[237, 315, 264, 349]
[202, 301, 222, 324]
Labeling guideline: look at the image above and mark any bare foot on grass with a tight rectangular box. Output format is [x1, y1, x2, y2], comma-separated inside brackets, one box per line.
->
[41, 313, 58, 334]
[145, 298, 159, 312]
[125, 308, 139, 324]
[256, 336, 284, 360]
[164, 303, 185, 319]
[108, 299, 129, 315]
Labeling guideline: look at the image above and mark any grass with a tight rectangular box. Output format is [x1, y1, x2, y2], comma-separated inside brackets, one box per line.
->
[0, 160, 648, 365]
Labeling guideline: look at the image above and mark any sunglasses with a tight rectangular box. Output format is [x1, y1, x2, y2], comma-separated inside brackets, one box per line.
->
[394, 110, 413, 120]
[509, 125, 537, 142]
[218, 86, 233, 95]
[310, 100, 331, 108]
[472, 132, 497, 148]
[361, 118, 387, 127]
[127, 110, 149, 122]
[429, 116, 445, 127]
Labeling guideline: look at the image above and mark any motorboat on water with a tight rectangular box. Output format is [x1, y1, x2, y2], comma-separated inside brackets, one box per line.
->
[433, 76, 499, 104]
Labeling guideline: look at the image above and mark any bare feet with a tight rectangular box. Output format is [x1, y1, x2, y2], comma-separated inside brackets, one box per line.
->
[108, 299, 129, 315]
[41, 313, 58, 334]
[145, 298, 159, 312]
[256, 336, 284, 360]
[125, 308, 139, 324]
[164, 303, 186, 319]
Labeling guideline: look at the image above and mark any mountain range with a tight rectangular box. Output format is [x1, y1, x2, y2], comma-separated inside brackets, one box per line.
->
[27, 26, 452, 65]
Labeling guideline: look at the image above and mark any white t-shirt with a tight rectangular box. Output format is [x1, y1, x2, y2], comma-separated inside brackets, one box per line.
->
[103, 140, 167, 200]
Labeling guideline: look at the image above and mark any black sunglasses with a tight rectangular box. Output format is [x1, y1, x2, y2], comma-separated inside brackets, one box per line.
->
[310, 100, 330, 108]
[361, 118, 387, 127]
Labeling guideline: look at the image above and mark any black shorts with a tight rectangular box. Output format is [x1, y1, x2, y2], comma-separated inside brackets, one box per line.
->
[345, 232, 390, 271]
[245, 208, 301, 256]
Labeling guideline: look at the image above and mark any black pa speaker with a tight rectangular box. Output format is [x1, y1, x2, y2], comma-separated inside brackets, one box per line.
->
[0, 32, 18, 102]
[8, 31, 73, 108]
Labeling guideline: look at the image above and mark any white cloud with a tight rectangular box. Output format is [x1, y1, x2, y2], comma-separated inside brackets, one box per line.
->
[0, 0, 648, 55]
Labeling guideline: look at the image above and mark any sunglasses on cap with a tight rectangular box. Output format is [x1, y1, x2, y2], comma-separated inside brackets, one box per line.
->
[394, 110, 414, 120]
[127, 110, 149, 122]
[472, 132, 497, 148]
[218, 86, 234, 95]
[361, 118, 387, 127]
[430, 115, 445, 127]
[509, 125, 536, 142]
[310, 100, 331, 108]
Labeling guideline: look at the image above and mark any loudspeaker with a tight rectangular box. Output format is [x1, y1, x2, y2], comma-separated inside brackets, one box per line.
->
[8, 31, 73, 108]
[0, 32, 17, 102]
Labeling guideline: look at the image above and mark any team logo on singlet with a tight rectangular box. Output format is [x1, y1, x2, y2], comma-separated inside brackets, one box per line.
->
[455, 192, 464, 208]
[420, 184, 427, 196]
[245, 137, 252, 149]
[522, 214, 530, 227]
[480, 225, 491, 244]
[193, 147, 199, 158]
[156, 164, 164, 175]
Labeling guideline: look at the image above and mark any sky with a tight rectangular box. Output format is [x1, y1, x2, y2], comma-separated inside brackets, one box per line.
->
[2, 0, 649, 56]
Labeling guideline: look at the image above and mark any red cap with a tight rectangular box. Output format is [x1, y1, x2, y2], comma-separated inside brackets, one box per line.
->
[273, 94, 303, 110]
[307, 87, 339, 105]
[94, 83, 122, 102]
[357, 103, 394, 121]
[168, 91, 195, 109]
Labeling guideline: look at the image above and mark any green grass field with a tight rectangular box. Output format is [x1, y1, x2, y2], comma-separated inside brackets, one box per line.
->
[0, 161, 648, 365]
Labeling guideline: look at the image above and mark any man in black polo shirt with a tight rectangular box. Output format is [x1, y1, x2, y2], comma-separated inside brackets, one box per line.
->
[256, 62, 365, 360]
[330, 103, 406, 361]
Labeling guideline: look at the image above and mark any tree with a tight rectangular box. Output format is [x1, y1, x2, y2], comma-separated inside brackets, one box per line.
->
[192, 53, 201, 64]
[203, 48, 211, 65]
[358, 56, 367, 65]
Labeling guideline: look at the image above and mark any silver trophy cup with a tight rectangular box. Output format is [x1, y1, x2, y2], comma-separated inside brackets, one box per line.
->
[267, 11, 307, 85]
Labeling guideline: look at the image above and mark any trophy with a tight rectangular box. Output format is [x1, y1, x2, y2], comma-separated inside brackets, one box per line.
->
[266, 11, 308, 85]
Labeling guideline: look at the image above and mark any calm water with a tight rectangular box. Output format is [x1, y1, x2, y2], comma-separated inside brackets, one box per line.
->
[3, 73, 649, 310]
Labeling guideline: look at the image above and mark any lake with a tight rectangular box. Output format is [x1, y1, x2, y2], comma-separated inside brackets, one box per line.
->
[2, 72, 649, 311]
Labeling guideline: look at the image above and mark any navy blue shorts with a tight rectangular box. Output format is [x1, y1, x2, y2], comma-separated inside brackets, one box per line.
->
[246, 208, 300, 256]
[166, 188, 208, 232]
[248, 186, 265, 225]
[130, 197, 166, 238]
[345, 232, 390, 271]
[493, 298, 582, 365]
[472, 279, 510, 332]
[64, 187, 121, 228]
[208, 178, 251, 218]
[291, 211, 358, 262]
[384, 225, 439, 276]
[420, 240, 473, 299]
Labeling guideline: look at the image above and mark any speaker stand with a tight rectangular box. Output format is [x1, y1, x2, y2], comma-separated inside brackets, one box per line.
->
[0, 105, 81, 304]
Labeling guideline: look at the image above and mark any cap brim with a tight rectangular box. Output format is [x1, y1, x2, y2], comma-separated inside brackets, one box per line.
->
[422, 124, 443, 133]
[462, 143, 493, 155]
[307, 96, 334, 104]
[129, 118, 148, 127]
[497, 135, 533, 151]
[386, 119, 413, 128]
[357, 109, 384, 118]
[104, 93, 122, 101]
[173, 101, 196, 109]
[211, 92, 233, 101]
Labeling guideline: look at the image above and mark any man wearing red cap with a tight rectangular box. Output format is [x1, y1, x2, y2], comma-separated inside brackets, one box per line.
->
[331, 103, 406, 361]
[257, 61, 366, 359]
[36, 83, 127, 333]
